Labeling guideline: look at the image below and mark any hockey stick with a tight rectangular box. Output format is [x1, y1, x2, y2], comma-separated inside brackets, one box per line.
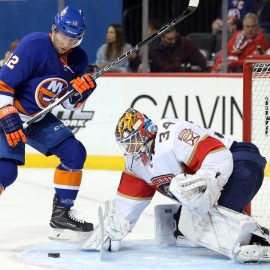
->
[98, 206, 105, 261]
[22, 0, 199, 129]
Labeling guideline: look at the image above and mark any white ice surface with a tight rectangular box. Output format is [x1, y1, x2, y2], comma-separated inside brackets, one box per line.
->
[0, 168, 269, 270]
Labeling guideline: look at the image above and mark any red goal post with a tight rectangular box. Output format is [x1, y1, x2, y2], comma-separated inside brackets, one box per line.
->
[243, 55, 270, 228]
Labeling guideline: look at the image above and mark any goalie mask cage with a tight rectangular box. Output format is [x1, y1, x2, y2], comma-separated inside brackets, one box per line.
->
[243, 55, 270, 229]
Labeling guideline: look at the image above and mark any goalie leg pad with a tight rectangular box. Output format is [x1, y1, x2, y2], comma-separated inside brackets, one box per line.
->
[178, 205, 258, 260]
[154, 204, 200, 247]
[154, 204, 179, 246]
[235, 245, 270, 262]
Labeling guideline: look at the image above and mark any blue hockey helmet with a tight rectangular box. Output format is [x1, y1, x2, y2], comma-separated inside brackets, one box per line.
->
[54, 6, 86, 40]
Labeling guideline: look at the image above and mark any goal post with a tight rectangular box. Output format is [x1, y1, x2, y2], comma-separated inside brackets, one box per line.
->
[243, 55, 270, 228]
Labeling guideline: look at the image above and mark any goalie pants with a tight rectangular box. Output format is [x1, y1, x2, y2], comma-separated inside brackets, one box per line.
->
[0, 113, 86, 206]
[218, 141, 266, 212]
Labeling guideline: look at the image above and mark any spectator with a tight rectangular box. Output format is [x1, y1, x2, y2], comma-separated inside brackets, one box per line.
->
[212, 0, 257, 37]
[148, 27, 207, 72]
[0, 39, 20, 68]
[212, 13, 269, 73]
[95, 24, 137, 72]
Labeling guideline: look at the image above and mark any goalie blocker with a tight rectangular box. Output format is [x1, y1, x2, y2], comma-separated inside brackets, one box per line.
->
[155, 204, 270, 263]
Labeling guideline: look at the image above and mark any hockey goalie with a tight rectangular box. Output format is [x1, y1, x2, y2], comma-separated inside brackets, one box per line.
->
[81, 108, 270, 262]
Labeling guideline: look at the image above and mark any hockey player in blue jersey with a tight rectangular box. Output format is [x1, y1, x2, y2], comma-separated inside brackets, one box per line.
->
[0, 6, 96, 241]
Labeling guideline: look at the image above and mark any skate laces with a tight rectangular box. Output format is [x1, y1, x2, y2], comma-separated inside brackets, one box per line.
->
[68, 209, 84, 223]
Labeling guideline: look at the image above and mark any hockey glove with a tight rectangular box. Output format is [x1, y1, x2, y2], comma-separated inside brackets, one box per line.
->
[69, 74, 96, 108]
[0, 105, 26, 147]
[169, 170, 222, 215]
[80, 200, 130, 251]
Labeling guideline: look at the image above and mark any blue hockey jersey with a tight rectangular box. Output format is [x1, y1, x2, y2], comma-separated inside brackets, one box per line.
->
[0, 32, 88, 118]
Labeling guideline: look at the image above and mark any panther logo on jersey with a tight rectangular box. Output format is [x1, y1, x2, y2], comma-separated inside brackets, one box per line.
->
[35, 78, 68, 109]
[151, 174, 177, 200]
[178, 128, 200, 146]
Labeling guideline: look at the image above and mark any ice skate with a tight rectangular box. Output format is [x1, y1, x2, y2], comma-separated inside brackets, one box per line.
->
[49, 195, 93, 241]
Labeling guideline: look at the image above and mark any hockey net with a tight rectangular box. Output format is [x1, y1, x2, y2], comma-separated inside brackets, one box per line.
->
[243, 55, 270, 229]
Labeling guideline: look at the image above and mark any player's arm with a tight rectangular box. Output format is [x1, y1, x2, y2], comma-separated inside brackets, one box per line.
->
[114, 170, 156, 228]
[0, 50, 29, 147]
[170, 149, 233, 215]
[0, 84, 26, 147]
[0, 104, 26, 147]
[0, 81, 26, 148]
[81, 171, 156, 251]
[0, 40, 34, 146]
[170, 122, 233, 214]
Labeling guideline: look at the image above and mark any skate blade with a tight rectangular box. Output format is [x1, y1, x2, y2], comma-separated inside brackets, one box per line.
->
[48, 228, 93, 242]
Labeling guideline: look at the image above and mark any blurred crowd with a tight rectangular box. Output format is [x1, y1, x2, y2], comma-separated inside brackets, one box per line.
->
[89, 0, 270, 73]
[1, 0, 270, 73]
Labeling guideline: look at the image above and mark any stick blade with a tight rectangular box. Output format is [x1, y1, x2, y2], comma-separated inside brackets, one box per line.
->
[189, 0, 200, 8]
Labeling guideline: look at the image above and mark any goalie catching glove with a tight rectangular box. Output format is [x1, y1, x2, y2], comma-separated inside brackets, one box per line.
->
[169, 169, 224, 215]
[69, 74, 96, 108]
[80, 200, 130, 251]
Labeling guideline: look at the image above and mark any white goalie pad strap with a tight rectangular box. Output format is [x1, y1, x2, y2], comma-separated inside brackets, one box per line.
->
[154, 204, 200, 248]
[80, 200, 130, 251]
[178, 206, 258, 260]
[169, 170, 222, 214]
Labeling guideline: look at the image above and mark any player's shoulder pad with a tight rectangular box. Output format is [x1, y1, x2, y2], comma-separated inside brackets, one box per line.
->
[17, 32, 52, 56]
[155, 118, 186, 135]
[20, 32, 50, 46]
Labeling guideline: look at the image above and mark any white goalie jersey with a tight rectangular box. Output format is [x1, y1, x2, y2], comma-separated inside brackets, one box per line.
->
[114, 118, 235, 228]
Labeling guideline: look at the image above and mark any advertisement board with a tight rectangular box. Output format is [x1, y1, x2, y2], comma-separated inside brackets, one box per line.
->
[25, 74, 243, 169]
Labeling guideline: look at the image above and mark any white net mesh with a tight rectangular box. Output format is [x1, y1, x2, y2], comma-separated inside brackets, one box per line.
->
[250, 61, 270, 229]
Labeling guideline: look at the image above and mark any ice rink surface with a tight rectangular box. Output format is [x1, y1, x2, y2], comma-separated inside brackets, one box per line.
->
[0, 168, 269, 270]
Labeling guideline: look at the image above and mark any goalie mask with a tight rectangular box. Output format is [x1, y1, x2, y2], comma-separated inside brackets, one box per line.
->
[52, 6, 86, 47]
[115, 108, 157, 164]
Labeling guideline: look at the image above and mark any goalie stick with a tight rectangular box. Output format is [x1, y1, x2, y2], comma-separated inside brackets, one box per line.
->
[98, 206, 105, 261]
[22, 0, 200, 129]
